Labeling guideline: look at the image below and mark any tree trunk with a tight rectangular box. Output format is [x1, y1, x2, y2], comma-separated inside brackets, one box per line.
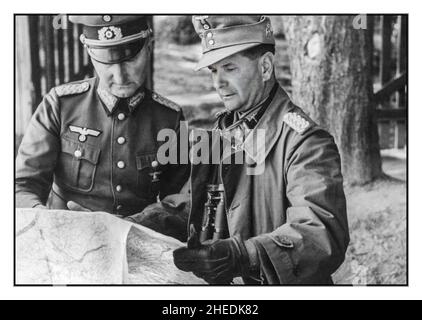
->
[283, 15, 382, 185]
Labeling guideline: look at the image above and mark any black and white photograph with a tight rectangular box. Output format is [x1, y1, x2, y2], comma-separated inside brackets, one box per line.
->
[13, 13, 408, 289]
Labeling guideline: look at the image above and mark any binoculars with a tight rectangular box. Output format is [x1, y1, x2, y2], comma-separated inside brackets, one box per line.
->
[200, 184, 229, 243]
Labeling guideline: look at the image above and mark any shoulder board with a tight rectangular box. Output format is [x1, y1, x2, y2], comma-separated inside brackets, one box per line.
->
[54, 82, 90, 97]
[283, 112, 312, 135]
[152, 92, 180, 112]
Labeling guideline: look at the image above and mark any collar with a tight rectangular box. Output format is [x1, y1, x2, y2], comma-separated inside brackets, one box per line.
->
[128, 89, 146, 111]
[97, 87, 118, 112]
[97, 86, 146, 116]
[221, 83, 278, 131]
[221, 84, 292, 165]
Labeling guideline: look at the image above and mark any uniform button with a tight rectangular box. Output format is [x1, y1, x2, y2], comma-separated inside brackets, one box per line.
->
[117, 161, 125, 169]
[116, 185, 122, 192]
[208, 39, 215, 45]
[279, 236, 294, 248]
[118, 113, 126, 121]
[117, 137, 126, 144]
[74, 150, 82, 158]
[116, 204, 123, 210]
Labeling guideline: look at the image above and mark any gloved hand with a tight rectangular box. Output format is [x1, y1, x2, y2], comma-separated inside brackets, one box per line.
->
[124, 194, 190, 242]
[173, 225, 253, 284]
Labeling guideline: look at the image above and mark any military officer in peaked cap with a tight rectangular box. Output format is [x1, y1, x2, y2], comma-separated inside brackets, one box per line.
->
[173, 15, 350, 284]
[16, 15, 189, 241]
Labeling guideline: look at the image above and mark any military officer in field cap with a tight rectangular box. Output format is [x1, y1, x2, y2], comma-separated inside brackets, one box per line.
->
[173, 16, 350, 284]
[16, 15, 190, 241]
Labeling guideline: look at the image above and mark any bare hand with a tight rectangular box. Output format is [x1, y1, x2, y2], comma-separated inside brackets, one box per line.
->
[67, 201, 91, 212]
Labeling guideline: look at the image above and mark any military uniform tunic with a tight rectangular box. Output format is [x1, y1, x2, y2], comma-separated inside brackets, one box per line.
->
[16, 77, 189, 216]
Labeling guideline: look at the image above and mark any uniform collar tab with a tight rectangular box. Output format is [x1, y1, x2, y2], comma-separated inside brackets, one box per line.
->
[220, 84, 290, 164]
[97, 87, 145, 115]
[97, 87, 118, 113]
[128, 89, 146, 111]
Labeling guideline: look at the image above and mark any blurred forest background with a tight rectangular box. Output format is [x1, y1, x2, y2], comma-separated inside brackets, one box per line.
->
[15, 15, 407, 284]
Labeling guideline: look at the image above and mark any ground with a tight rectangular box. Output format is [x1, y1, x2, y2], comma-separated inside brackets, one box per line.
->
[153, 40, 407, 285]
[333, 151, 407, 284]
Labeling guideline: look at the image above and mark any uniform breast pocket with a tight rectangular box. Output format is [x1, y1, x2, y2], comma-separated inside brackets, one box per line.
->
[56, 137, 100, 192]
[135, 152, 158, 199]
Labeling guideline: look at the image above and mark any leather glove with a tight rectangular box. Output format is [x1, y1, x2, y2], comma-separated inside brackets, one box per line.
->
[173, 225, 254, 284]
[124, 194, 190, 242]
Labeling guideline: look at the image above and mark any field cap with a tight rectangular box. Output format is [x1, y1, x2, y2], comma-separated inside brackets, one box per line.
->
[69, 15, 152, 64]
[192, 15, 275, 70]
